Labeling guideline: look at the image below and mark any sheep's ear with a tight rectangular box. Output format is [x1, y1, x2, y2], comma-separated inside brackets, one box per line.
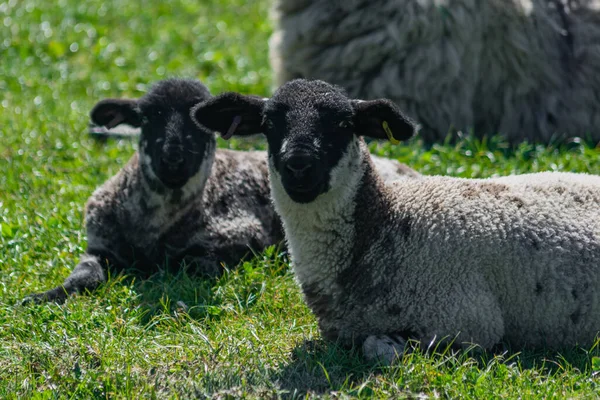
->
[352, 99, 417, 144]
[191, 93, 265, 139]
[90, 99, 141, 129]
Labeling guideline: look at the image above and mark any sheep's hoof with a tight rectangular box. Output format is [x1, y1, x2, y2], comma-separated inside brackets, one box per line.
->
[362, 334, 406, 365]
[20, 292, 48, 305]
[182, 256, 223, 278]
[20, 288, 68, 305]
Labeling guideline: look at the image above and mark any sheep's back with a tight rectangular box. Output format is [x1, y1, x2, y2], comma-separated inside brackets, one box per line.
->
[270, 0, 600, 143]
[270, 0, 484, 140]
[202, 149, 283, 251]
[386, 172, 600, 348]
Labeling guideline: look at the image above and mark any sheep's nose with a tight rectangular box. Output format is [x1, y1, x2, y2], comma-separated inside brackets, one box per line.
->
[284, 154, 313, 178]
[161, 151, 184, 169]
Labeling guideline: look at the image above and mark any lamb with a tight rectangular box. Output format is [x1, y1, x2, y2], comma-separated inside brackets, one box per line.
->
[269, 0, 600, 144]
[191, 78, 600, 364]
[22, 78, 285, 303]
[22, 78, 419, 304]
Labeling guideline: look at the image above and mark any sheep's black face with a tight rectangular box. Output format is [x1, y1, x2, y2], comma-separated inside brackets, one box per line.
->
[263, 81, 355, 203]
[141, 110, 205, 189]
[91, 79, 214, 190]
[191, 78, 417, 203]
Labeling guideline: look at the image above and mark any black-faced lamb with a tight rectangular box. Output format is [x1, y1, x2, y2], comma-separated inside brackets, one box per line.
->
[269, 0, 600, 144]
[192, 78, 600, 364]
[23, 78, 419, 304]
[22, 78, 285, 303]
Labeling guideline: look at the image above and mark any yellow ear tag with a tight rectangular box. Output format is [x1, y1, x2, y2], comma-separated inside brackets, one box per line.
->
[382, 121, 400, 145]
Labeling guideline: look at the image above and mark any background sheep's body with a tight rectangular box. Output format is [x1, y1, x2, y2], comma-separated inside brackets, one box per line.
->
[277, 142, 600, 358]
[270, 0, 600, 143]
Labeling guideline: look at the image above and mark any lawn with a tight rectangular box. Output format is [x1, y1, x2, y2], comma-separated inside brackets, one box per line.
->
[2, 0, 600, 398]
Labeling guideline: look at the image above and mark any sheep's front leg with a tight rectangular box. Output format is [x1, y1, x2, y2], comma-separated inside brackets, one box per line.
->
[180, 254, 223, 277]
[177, 241, 255, 277]
[362, 334, 408, 365]
[22, 253, 109, 304]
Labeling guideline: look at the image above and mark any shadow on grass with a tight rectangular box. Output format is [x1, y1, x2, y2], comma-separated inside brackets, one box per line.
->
[274, 339, 375, 398]
[143, 245, 288, 324]
[492, 341, 600, 374]
[272, 337, 600, 398]
[77, 244, 290, 326]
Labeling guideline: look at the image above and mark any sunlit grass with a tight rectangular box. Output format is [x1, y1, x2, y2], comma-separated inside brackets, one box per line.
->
[2, 0, 600, 398]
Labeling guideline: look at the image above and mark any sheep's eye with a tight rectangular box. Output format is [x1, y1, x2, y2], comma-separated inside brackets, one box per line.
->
[145, 109, 162, 119]
[262, 120, 274, 130]
[338, 121, 352, 129]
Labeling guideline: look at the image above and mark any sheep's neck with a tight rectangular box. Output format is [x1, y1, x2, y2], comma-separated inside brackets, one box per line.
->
[138, 150, 213, 208]
[126, 152, 213, 241]
[275, 148, 394, 342]
[274, 147, 385, 297]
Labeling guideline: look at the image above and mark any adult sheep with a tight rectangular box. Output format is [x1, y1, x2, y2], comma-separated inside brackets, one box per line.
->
[22, 78, 419, 304]
[269, 0, 600, 144]
[192, 78, 600, 364]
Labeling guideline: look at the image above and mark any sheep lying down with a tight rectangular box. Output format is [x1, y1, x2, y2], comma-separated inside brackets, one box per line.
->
[21, 78, 281, 303]
[22, 78, 418, 304]
[192, 78, 600, 364]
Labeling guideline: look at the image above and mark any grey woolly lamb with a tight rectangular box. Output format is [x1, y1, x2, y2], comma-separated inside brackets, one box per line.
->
[270, 0, 600, 144]
[22, 78, 284, 303]
[192, 78, 600, 364]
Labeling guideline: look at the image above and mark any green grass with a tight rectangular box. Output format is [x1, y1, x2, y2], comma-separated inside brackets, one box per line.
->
[2, 0, 600, 398]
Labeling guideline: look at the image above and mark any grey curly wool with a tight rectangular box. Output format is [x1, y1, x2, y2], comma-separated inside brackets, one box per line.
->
[22, 79, 284, 303]
[192, 78, 600, 364]
[270, 0, 600, 143]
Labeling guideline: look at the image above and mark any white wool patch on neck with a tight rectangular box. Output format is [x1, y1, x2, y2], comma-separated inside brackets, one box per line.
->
[268, 137, 366, 287]
[135, 139, 216, 238]
[180, 140, 216, 203]
[139, 140, 167, 207]
[138, 139, 215, 206]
